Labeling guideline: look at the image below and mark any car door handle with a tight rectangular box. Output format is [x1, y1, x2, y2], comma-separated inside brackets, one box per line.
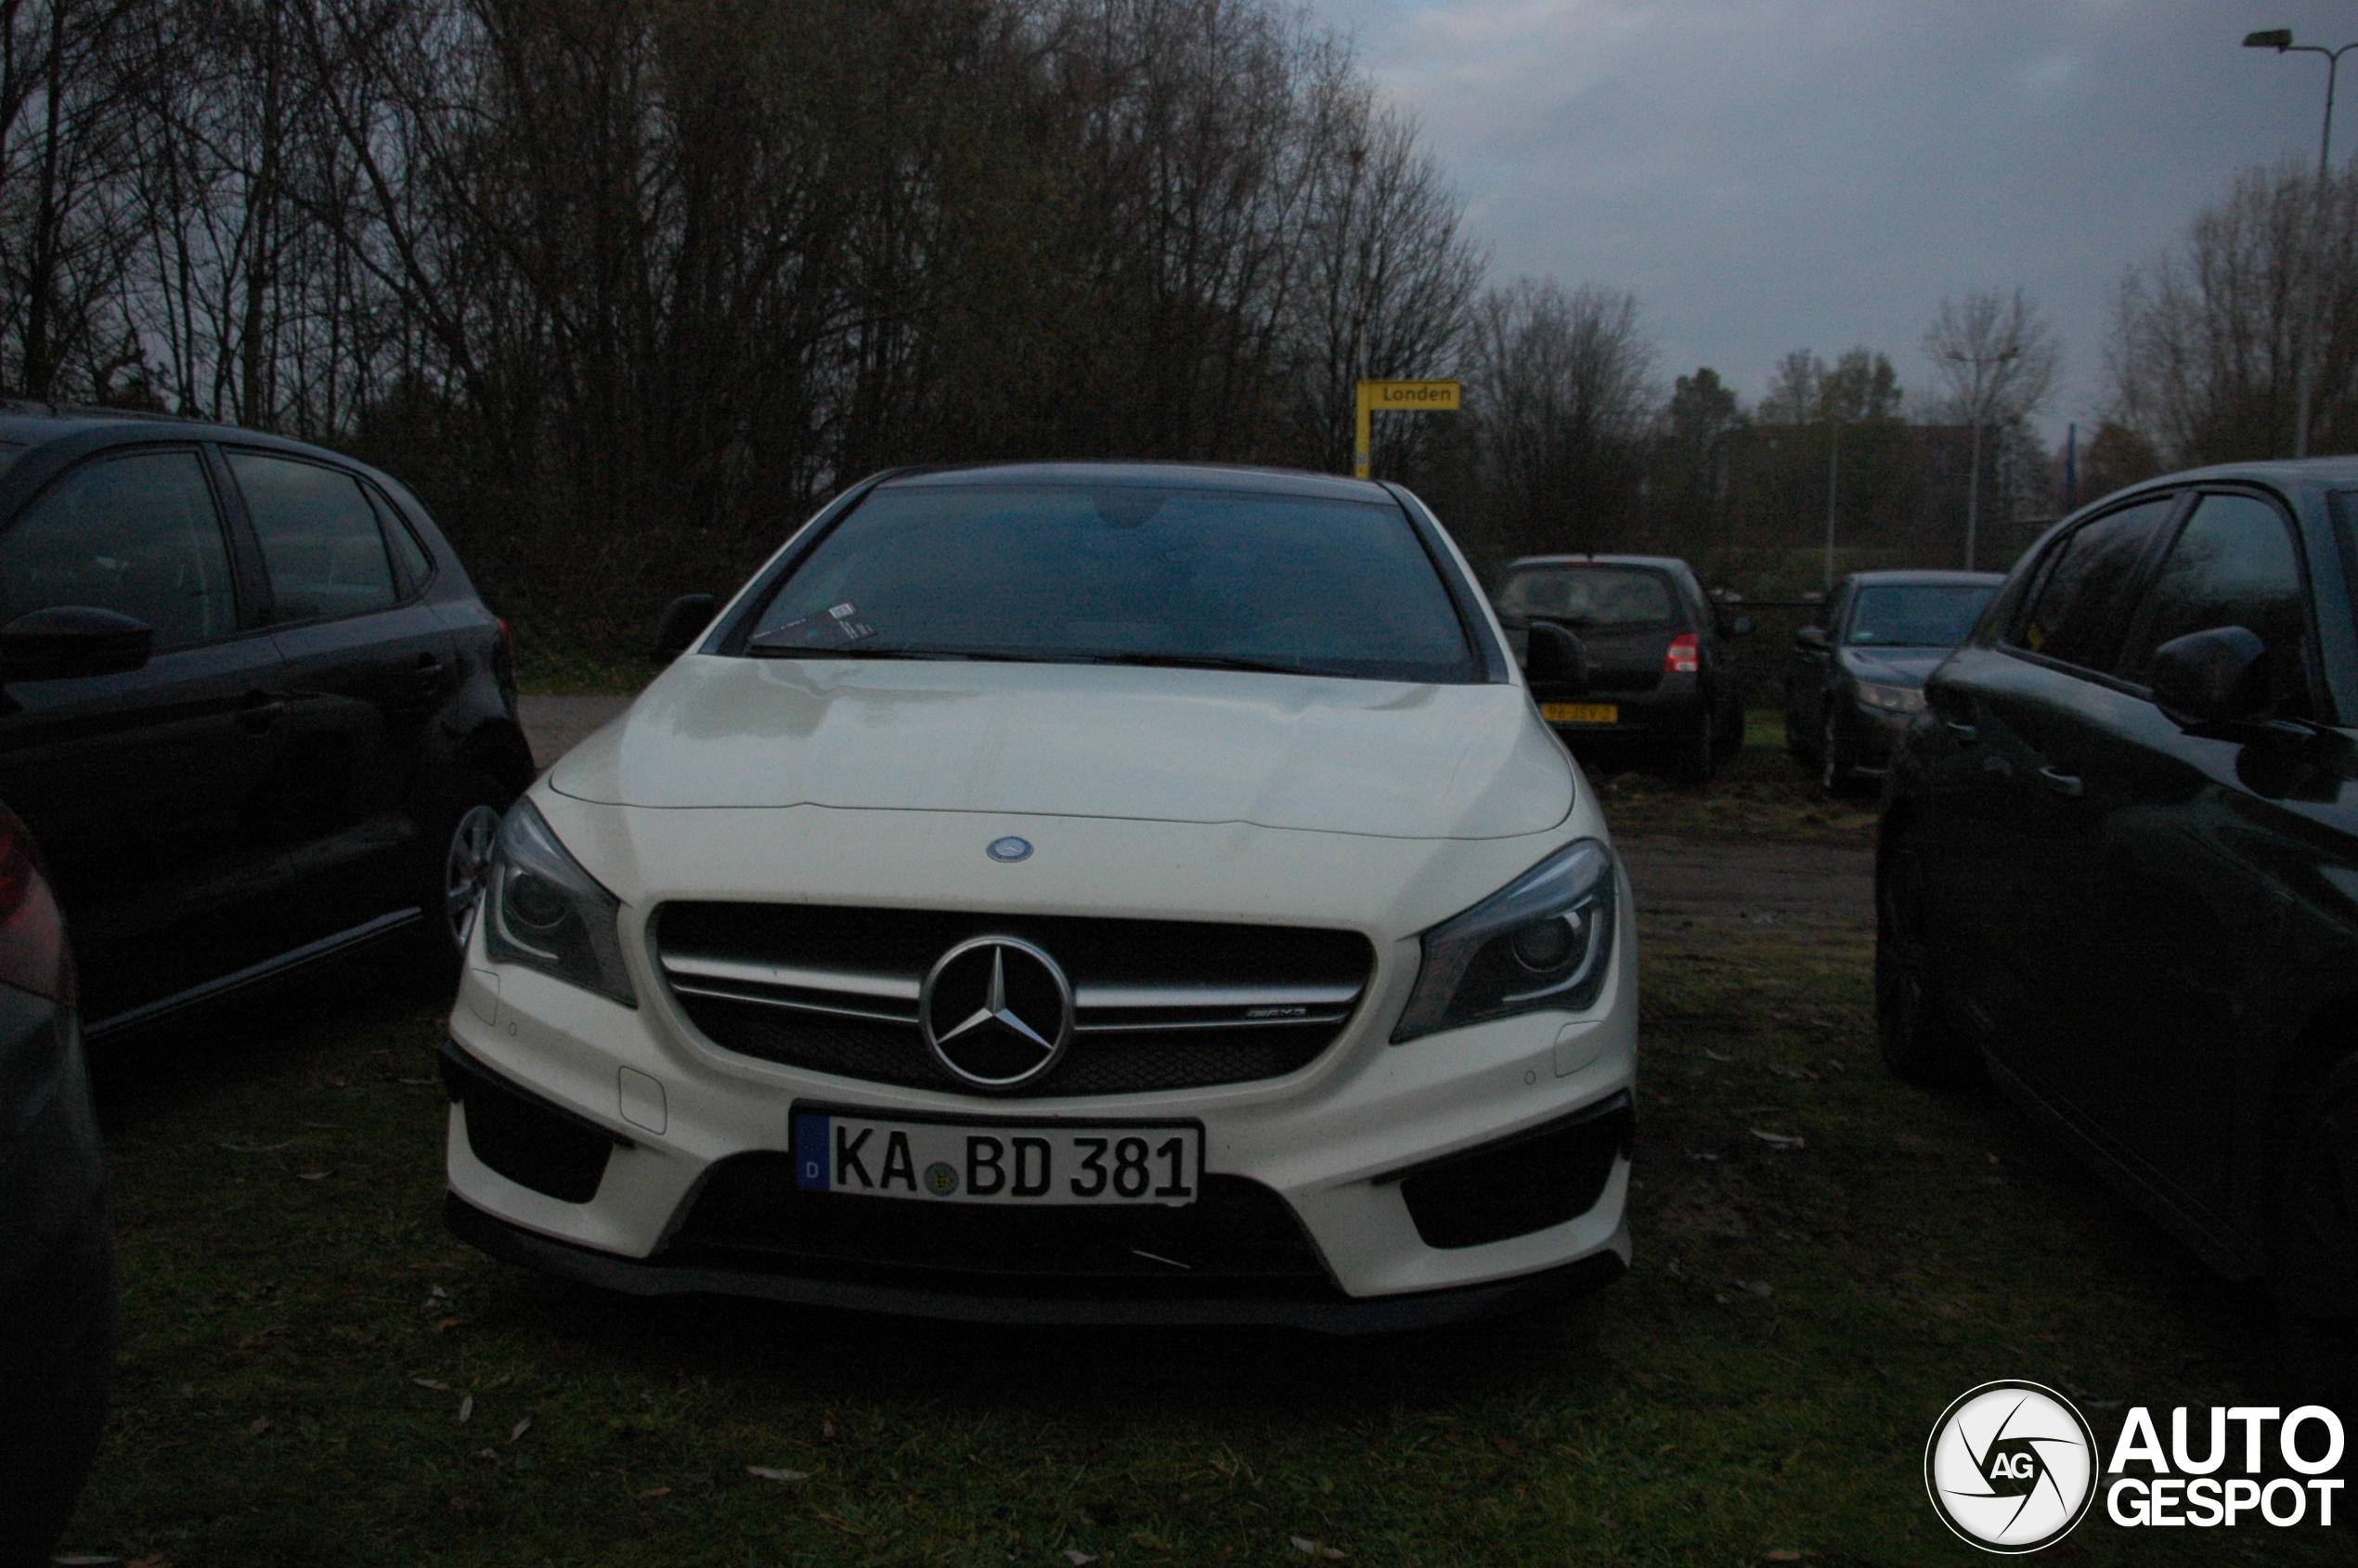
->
[2038, 766, 2083, 797]
[414, 653, 447, 694]
[237, 691, 290, 732]
[1943, 719, 1978, 741]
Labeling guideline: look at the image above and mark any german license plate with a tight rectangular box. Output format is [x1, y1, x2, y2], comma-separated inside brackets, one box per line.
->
[791, 1109, 1202, 1206]
[1542, 702, 1619, 724]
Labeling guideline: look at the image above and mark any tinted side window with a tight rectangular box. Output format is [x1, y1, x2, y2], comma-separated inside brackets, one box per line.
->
[0, 449, 238, 650]
[229, 452, 397, 622]
[2121, 493, 2311, 711]
[2011, 497, 2176, 674]
[368, 487, 434, 594]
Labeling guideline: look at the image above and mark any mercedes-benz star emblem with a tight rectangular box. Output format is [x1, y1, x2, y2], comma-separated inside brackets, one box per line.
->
[987, 836, 1032, 862]
[919, 936, 1075, 1090]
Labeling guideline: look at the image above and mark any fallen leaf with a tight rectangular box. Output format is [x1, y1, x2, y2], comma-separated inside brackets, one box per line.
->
[325, 1077, 347, 1088]
[1290, 1537, 1345, 1559]
[434, 1315, 471, 1333]
[638, 1487, 671, 1499]
[296, 1172, 329, 1181]
[1128, 1530, 1172, 1550]
[510, 1418, 532, 1442]
[1750, 1129, 1804, 1149]
[1702, 1049, 1736, 1063]
[248, 1416, 271, 1435]
[1061, 1552, 1096, 1566]
[1740, 1280, 1774, 1298]
[413, 1379, 451, 1391]
[1763, 1553, 1806, 1563]
[1494, 1435, 1521, 1458]
[219, 1141, 296, 1154]
[820, 1419, 837, 1441]
[458, 1394, 473, 1423]
[746, 1466, 810, 1482]
[398, 1076, 435, 1085]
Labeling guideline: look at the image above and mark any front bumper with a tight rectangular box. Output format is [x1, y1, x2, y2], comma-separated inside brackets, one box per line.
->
[443, 803, 1639, 1328]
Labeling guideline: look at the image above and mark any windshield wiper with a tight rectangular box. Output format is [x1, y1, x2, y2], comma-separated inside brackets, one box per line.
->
[746, 643, 1101, 664]
[1091, 651, 1314, 676]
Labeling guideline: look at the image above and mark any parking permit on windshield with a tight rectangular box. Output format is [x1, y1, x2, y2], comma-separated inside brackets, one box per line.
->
[752, 602, 875, 649]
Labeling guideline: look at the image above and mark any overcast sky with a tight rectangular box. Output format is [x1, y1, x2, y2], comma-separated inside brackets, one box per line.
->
[1307, 0, 2358, 447]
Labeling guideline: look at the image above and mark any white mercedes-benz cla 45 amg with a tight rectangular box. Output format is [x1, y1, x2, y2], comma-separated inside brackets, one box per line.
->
[442, 462, 1636, 1330]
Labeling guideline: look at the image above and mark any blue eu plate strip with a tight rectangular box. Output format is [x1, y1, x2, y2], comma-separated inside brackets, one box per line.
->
[793, 1113, 831, 1191]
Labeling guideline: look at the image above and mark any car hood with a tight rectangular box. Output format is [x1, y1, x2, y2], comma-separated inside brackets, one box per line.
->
[548, 655, 1575, 840]
[1838, 648, 1947, 686]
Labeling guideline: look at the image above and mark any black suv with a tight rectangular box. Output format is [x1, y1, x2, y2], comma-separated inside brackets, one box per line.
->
[0, 408, 535, 1036]
[1493, 553, 1750, 779]
[1878, 460, 2358, 1390]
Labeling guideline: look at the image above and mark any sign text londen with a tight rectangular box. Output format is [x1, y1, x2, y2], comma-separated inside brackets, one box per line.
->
[1354, 379, 1461, 478]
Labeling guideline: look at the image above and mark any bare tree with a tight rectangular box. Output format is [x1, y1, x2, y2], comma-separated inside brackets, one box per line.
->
[1923, 288, 2060, 424]
[1467, 277, 1655, 559]
[1924, 288, 2059, 569]
[2108, 160, 2358, 463]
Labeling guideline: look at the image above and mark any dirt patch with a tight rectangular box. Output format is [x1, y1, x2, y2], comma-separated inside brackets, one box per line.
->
[1618, 834, 1872, 928]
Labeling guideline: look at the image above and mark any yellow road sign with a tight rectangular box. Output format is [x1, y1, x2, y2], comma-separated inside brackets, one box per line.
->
[1354, 379, 1462, 478]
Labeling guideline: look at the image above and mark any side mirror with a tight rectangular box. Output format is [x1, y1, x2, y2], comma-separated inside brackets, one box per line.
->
[1794, 624, 1830, 652]
[653, 593, 718, 661]
[1525, 620, 1589, 694]
[2150, 625, 2271, 730]
[1723, 614, 1756, 637]
[0, 605, 153, 680]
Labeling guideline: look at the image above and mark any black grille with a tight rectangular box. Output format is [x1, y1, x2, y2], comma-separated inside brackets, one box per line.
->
[664, 1154, 1337, 1298]
[441, 1043, 619, 1204]
[1396, 1094, 1632, 1250]
[654, 903, 1374, 1097]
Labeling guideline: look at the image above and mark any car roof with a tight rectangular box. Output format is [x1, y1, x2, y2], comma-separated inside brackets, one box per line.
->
[1842, 570, 2007, 587]
[0, 402, 367, 465]
[0, 403, 214, 444]
[2139, 455, 2358, 492]
[874, 460, 1391, 504]
[1501, 554, 1691, 572]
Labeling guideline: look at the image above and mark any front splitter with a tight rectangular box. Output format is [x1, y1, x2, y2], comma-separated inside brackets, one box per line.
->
[447, 1193, 1625, 1335]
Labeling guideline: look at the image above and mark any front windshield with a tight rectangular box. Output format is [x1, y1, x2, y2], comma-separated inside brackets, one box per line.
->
[743, 481, 1479, 683]
[1495, 566, 1675, 629]
[1846, 583, 1997, 646]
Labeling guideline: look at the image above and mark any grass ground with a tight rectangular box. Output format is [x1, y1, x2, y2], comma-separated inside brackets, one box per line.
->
[56, 731, 2345, 1566]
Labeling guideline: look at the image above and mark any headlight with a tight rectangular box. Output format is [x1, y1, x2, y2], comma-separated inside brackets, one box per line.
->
[1856, 680, 1925, 715]
[1392, 839, 1616, 1043]
[482, 799, 637, 1005]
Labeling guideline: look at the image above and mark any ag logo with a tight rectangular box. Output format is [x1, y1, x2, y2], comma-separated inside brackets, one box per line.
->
[1924, 1380, 2098, 1553]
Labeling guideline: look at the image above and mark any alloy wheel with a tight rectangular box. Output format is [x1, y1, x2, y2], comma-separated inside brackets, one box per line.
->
[443, 804, 504, 950]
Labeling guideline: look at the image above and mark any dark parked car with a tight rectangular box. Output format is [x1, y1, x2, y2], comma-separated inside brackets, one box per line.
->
[1877, 460, 2358, 1392]
[0, 407, 535, 1036]
[1494, 554, 1751, 779]
[0, 800, 112, 1567]
[1784, 569, 2002, 793]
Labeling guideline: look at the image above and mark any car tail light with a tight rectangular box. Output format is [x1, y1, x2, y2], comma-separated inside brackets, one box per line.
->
[1665, 634, 1701, 674]
[0, 805, 73, 1005]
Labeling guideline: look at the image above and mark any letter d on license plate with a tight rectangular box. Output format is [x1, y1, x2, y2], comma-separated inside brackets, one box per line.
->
[791, 1108, 1202, 1206]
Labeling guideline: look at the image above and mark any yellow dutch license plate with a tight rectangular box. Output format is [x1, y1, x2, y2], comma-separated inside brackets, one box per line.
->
[1542, 703, 1619, 724]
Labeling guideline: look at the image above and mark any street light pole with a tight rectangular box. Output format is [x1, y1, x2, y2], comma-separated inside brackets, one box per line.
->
[2246, 29, 2358, 458]
[1823, 414, 1840, 593]
[1945, 346, 2016, 571]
